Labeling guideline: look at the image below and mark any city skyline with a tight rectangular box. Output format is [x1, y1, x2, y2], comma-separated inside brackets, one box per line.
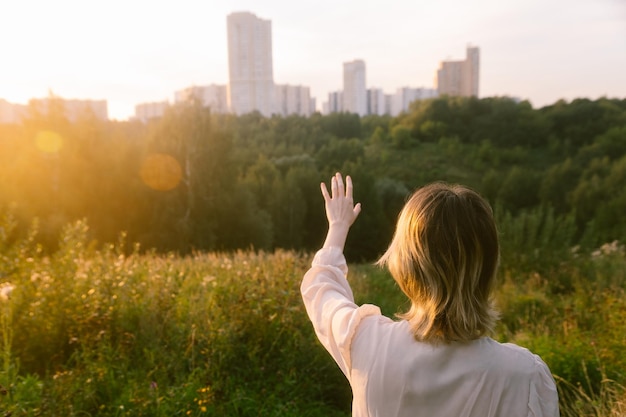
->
[1, 0, 625, 120]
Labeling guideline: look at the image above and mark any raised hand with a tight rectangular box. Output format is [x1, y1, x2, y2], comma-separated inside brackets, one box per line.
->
[320, 173, 361, 250]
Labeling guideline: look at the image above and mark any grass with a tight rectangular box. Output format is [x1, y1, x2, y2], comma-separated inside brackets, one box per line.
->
[1, 218, 625, 416]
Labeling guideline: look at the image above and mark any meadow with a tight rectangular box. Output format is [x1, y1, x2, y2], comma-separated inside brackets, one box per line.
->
[0, 214, 625, 416]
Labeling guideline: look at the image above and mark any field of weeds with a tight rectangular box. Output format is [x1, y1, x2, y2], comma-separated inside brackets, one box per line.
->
[1, 219, 625, 416]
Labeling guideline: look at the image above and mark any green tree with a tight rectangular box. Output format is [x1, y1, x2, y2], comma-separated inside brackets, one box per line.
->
[539, 158, 581, 214]
[390, 124, 413, 149]
[497, 166, 541, 212]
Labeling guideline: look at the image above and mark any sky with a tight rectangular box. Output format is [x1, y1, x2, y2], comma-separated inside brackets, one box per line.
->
[1, 0, 625, 120]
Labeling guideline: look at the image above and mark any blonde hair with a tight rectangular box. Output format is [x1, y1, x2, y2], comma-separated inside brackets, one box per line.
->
[377, 182, 499, 344]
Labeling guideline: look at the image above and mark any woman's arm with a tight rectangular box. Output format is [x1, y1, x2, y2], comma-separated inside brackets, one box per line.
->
[300, 173, 375, 377]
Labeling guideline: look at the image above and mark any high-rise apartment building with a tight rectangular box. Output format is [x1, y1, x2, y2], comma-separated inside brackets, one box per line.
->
[226, 12, 274, 116]
[367, 88, 385, 116]
[436, 46, 480, 97]
[275, 84, 313, 116]
[391, 87, 438, 116]
[323, 91, 344, 114]
[343, 60, 367, 116]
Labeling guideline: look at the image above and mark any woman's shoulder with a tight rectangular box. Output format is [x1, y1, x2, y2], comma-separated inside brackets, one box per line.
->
[483, 338, 553, 374]
[487, 340, 559, 415]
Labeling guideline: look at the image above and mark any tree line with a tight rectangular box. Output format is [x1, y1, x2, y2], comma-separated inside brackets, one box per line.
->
[1, 96, 625, 260]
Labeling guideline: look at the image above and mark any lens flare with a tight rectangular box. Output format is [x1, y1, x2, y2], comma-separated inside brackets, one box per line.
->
[139, 153, 182, 191]
[35, 131, 63, 153]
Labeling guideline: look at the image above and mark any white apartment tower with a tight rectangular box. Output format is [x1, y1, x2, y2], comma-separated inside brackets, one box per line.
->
[227, 12, 274, 117]
[324, 91, 344, 114]
[436, 45, 480, 97]
[391, 87, 438, 116]
[275, 84, 313, 116]
[367, 88, 385, 116]
[343, 60, 367, 116]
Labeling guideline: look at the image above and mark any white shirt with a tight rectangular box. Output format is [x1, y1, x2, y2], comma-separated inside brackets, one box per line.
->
[301, 247, 559, 417]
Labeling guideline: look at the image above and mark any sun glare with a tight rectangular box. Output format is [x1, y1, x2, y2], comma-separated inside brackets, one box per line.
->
[35, 131, 64, 153]
[139, 153, 182, 191]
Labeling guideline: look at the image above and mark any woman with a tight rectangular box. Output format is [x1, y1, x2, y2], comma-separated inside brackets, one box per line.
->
[301, 173, 559, 417]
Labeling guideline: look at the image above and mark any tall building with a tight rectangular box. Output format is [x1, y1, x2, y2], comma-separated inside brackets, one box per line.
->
[323, 91, 344, 114]
[391, 87, 438, 116]
[465, 46, 479, 97]
[309, 97, 317, 114]
[343, 60, 367, 116]
[226, 12, 274, 116]
[367, 88, 385, 116]
[275, 84, 313, 116]
[436, 46, 480, 97]
[175, 84, 228, 113]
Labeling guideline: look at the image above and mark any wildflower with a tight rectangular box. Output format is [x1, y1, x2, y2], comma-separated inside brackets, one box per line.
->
[150, 381, 158, 390]
[0, 283, 14, 301]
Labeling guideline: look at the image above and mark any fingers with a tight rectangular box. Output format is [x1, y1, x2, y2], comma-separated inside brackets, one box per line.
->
[322, 173, 354, 200]
[320, 182, 330, 201]
[331, 175, 338, 198]
[346, 175, 353, 199]
[336, 173, 344, 195]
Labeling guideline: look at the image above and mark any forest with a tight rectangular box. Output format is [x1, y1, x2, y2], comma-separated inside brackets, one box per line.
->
[1, 95, 625, 261]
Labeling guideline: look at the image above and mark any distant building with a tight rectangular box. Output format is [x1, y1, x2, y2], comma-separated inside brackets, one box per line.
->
[175, 84, 228, 113]
[29, 97, 108, 121]
[323, 91, 344, 114]
[135, 101, 169, 123]
[0, 99, 26, 124]
[227, 11, 275, 116]
[343, 59, 367, 116]
[384, 94, 393, 115]
[274, 84, 313, 116]
[367, 88, 386, 116]
[309, 97, 317, 114]
[436, 45, 480, 97]
[391, 87, 438, 116]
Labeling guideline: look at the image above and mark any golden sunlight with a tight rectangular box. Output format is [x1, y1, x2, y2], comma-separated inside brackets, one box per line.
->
[35, 131, 63, 153]
[139, 153, 182, 191]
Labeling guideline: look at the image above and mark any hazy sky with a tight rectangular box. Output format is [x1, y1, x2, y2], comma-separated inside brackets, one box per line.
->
[2, 0, 625, 120]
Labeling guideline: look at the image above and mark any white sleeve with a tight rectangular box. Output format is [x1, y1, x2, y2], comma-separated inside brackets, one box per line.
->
[528, 355, 560, 417]
[300, 246, 381, 378]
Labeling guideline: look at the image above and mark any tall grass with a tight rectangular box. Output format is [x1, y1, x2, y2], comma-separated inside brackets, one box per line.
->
[1, 215, 625, 416]
[1, 219, 350, 416]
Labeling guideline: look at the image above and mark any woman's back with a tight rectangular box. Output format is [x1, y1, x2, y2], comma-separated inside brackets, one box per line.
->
[350, 317, 558, 417]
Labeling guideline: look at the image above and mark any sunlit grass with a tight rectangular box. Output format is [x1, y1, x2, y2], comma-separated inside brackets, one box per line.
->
[0, 220, 350, 415]
[0, 217, 624, 416]
[556, 369, 626, 417]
